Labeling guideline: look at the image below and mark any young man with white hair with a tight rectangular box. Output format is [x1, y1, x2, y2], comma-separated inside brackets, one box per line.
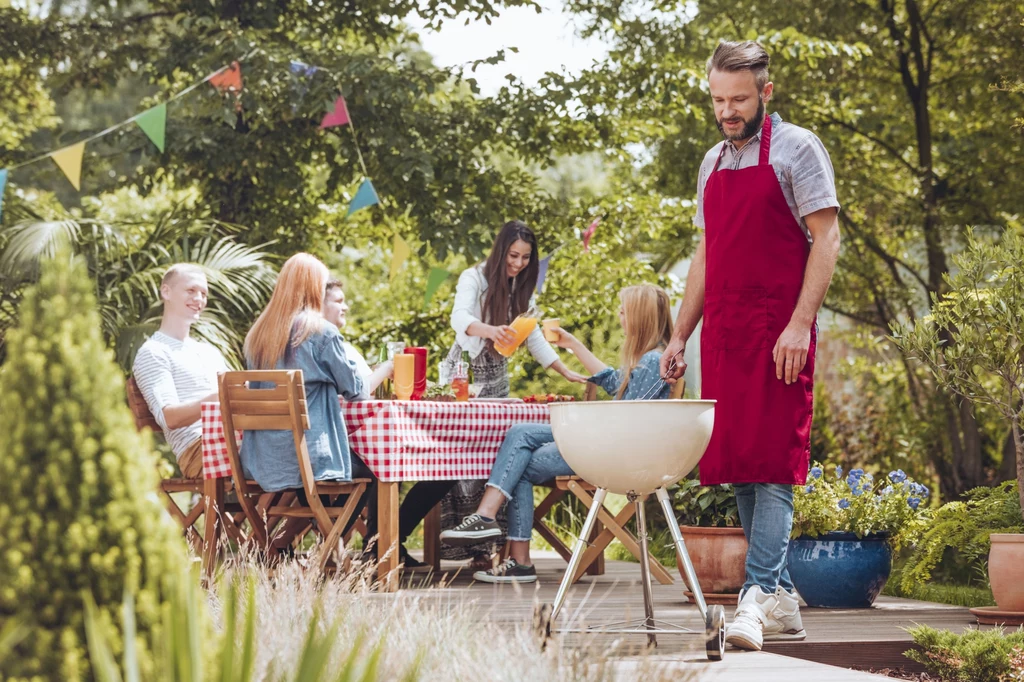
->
[132, 264, 229, 478]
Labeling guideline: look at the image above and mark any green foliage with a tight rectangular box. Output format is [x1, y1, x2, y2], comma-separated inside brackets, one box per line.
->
[905, 625, 1024, 682]
[83, 571, 407, 682]
[0, 251, 189, 681]
[883, 563, 996, 608]
[894, 226, 1024, 520]
[673, 478, 739, 528]
[792, 462, 929, 551]
[901, 481, 1023, 592]
[0, 182, 277, 368]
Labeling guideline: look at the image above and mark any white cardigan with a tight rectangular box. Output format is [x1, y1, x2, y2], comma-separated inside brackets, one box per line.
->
[450, 264, 558, 368]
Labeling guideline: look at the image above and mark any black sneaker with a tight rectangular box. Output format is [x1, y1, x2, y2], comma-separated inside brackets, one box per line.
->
[440, 514, 502, 546]
[474, 558, 537, 584]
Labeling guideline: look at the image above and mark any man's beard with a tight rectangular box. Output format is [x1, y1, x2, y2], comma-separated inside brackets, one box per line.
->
[716, 98, 764, 142]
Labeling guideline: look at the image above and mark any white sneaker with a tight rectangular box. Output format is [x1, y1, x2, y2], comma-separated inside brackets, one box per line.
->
[763, 586, 807, 641]
[725, 587, 778, 651]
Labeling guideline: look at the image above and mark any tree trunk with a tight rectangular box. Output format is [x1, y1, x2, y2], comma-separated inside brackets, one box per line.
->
[1000, 427, 1018, 483]
[1013, 418, 1024, 523]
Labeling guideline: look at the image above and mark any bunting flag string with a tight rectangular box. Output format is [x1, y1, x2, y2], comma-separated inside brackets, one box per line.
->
[535, 254, 552, 294]
[135, 103, 167, 153]
[51, 142, 86, 190]
[582, 216, 600, 252]
[320, 96, 351, 129]
[423, 267, 452, 311]
[390, 233, 411, 282]
[347, 178, 380, 216]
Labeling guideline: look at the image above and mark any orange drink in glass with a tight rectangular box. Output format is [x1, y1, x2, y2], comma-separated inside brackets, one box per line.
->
[494, 313, 538, 357]
[394, 354, 415, 400]
[542, 319, 561, 343]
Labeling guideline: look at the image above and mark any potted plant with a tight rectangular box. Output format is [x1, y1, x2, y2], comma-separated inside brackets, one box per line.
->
[894, 227, 1024, 618]
[673, 477, 747, 603]
[788, 463, 928, 608]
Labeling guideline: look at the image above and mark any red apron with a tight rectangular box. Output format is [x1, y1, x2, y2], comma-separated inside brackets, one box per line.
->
[699, 115, 815, 486]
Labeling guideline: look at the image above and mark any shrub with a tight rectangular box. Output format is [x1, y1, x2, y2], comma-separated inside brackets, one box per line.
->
[791, 463, 930, 551]
[901, 481, 1022, 591]
[905, 625, 1024, 682]
[673, 478, 739, 528]
[0, 252, 188, 681]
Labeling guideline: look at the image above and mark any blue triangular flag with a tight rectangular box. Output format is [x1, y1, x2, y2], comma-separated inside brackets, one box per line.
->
[535, 254, 552, 294]
[289, 60, 318, 76]
[347, 179, 380, 217]
[0, 169, 7, 223]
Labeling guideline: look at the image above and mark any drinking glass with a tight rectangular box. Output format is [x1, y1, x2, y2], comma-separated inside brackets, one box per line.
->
[394, 354, 415, 401]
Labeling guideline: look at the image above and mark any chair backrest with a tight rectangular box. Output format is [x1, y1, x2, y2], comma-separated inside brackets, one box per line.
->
[218, 370, 324, 505]
[126, 376, 161, 432]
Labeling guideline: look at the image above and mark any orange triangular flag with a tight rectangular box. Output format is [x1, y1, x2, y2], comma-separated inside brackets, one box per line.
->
[209, 61, 243, 94]
[51, 142, 86, 191]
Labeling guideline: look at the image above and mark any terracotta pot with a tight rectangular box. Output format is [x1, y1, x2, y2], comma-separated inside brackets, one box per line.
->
[676, 525, 747, 595]
[989, 533, 1024, 612]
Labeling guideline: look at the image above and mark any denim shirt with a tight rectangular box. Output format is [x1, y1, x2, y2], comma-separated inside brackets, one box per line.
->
[240, 323, 364, 491]
[588, 349, 669, 400]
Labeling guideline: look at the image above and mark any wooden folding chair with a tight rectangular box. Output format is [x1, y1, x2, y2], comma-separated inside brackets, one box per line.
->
[126, 377, 207, 554]
[218, 370, 371, 574]
[531, 378, 685, 584]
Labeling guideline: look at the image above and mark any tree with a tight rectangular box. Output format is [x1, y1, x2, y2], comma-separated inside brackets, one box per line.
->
[517, 0, 1024, 497]
[894, 226, 1024, 518]
[0, 250, 188, 681]
[0, 182, 277, 367]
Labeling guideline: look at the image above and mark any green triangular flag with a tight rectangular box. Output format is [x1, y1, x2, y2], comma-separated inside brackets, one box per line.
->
[135, 103, 167, 153]
[423, 268, 451, 311]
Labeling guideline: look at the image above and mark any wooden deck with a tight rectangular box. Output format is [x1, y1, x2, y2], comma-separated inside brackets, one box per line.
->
[394, 550, 982, 679]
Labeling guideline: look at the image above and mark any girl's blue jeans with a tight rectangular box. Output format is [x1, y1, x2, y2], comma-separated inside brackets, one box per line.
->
[486, 424, 574, 541]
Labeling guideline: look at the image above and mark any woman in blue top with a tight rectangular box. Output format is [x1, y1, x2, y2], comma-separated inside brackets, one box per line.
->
[441, 284, 675, 583]
[241, 253, 364, 491]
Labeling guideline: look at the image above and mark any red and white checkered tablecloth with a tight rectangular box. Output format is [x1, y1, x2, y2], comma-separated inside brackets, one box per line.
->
[200, 399, 550, 482]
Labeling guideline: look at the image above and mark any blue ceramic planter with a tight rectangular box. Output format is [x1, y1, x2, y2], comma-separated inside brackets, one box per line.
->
[787, 532, 892, 608]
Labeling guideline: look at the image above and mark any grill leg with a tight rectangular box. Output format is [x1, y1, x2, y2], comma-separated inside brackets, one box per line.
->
[550, 487, 607, 621]
[634, 494, 658, 648]
[656, 487, 708, 619]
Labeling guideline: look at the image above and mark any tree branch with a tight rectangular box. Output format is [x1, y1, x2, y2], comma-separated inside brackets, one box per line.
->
[838, 211, 931, 294]
[816, 111, 922, 177]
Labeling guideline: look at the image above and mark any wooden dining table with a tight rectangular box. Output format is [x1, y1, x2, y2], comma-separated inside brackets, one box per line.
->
[200, 398, 550, 590]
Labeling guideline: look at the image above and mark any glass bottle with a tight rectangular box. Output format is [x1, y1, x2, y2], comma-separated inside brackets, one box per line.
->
[494, 303, 541, 358]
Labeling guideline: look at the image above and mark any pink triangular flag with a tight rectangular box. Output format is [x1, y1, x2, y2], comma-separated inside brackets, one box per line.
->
[582, 217, 600, 252]
[320, 96, 350, 129]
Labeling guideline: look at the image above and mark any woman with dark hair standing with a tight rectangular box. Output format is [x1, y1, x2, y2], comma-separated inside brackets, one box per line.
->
[439, 219, 586, 565]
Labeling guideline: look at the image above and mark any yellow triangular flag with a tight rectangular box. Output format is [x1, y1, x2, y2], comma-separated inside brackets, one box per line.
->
[390, 234, 411, 282]
[51, 142, 86, 191]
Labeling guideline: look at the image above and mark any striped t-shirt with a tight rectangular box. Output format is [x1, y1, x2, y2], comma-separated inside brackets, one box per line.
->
[132, 331, 229, 459]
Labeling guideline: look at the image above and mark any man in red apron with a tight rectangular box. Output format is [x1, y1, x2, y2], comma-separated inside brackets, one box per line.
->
[661, 41, 841, 651]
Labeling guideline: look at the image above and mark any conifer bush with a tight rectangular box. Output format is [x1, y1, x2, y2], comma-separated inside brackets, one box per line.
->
[0, 252, 188, 681]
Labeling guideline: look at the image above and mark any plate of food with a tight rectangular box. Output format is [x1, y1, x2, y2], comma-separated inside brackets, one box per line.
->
[522, 394, 578, 404]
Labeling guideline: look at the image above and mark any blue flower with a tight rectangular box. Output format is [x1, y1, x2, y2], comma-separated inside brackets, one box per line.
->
[852, 485, 865, 497]
[863, 473, 874, 482]
[810, 466, 823, 479]
[881, 486, 894, 496]
[835, 466, 844, 478]
[805, 484, 815, 493]
[888, 470, 907, 484]
[838, 499, 850, 509]
[920, 486, 930, 499]
[908, 497, 921, 510]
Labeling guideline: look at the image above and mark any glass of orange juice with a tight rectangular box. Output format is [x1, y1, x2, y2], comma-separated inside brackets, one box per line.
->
[542, 319, 561, 343]
[494, 310, 539, 357]
[394, 354, 415, 400]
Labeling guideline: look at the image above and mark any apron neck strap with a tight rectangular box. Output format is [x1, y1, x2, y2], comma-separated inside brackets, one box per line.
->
[759, 113, 773, 166]
[711, 113, 773, 172]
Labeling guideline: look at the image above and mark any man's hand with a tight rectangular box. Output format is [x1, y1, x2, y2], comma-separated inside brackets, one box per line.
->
[660, 338, 688, 382]
[773, 322, 811, 384]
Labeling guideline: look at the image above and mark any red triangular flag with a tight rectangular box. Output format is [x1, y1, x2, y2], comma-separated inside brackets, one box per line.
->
[209, 62, 243, 94]
[582, 217, 600, 252]
[320, 96, 350, 129]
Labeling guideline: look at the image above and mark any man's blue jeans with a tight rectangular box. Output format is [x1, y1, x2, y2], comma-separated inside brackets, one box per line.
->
[734, 483, 795, 594]
[486, 424, 574, 541]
